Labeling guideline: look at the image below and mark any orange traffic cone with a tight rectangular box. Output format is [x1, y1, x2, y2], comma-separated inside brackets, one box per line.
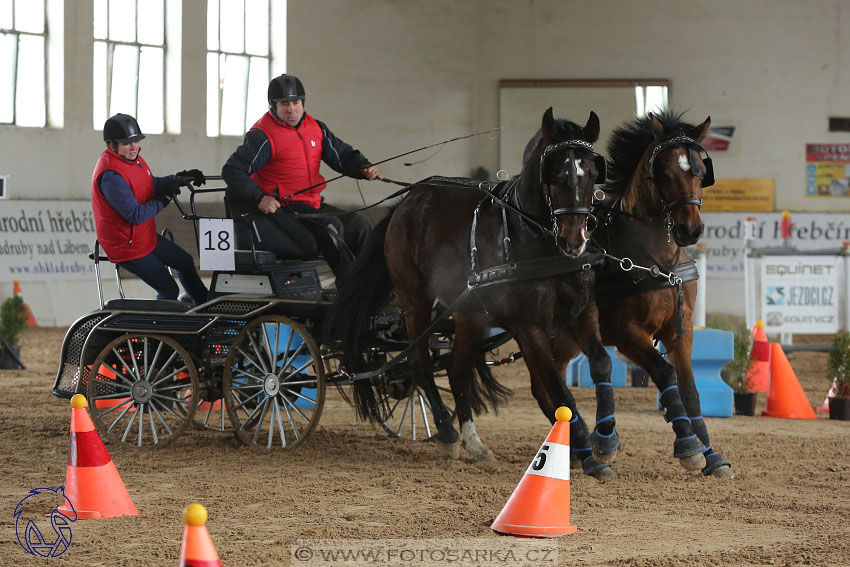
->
[56, 394, 138, 519]
[12, 280, 38, 326]
[816, 378, 839, 414]
[491, 406, 577, 537]
[179, 503, 222, 567]
[761, 343, 816, 419]
[747, 320, 770, 393]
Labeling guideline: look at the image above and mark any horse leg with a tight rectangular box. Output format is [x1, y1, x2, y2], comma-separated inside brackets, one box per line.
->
[397, 290, 459, 458]
[617, 330, 706, 471]
[447, 315, 494, 462]
[665, 331, 735, 479]
[517, 327, 616, 481]
[553, 334, 618, 464]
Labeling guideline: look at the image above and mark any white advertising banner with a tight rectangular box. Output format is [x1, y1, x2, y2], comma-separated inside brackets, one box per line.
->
[702, 212, 850, 278]
[0, 201, 96, 281]
[759, 256, 840, 334]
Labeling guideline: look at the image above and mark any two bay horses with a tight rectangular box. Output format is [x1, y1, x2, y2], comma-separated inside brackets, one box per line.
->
[552, 110, 734, 478]
[330, 108, 617, 479]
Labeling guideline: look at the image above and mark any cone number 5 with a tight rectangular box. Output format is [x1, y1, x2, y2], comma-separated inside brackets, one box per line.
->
[526, 441, 570, 481]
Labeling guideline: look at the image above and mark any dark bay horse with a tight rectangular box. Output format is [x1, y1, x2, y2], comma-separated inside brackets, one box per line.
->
[330, 108, 617, 479]
[551, 110, 734, 478]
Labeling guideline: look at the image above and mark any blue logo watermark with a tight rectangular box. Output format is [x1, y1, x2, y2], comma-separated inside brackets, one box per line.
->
[14, 486, 77, 558]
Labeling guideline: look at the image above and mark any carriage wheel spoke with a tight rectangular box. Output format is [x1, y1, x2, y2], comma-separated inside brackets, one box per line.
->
[246, 332, 269, 374]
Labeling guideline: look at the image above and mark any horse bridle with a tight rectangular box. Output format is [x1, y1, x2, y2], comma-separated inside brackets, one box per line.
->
[646, 134, 714, 241]
[538, 139, 607, 252]
[647, 134, 715, 212]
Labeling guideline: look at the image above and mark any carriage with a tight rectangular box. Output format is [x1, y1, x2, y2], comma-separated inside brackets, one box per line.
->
[52, 107, 733, 478]
[51, 180, 516, 450]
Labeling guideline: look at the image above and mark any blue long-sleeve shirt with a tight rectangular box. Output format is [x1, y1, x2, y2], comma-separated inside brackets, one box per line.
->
[98, 170, 174, 225]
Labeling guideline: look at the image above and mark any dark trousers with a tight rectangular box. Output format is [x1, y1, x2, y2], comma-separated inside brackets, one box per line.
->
[120, 235, 209, 304]
[241, 201, 371, 278]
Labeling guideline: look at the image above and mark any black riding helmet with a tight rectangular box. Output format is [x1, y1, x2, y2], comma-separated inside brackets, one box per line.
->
[103, 113, 146, 144]
[268, 74, 305, 105]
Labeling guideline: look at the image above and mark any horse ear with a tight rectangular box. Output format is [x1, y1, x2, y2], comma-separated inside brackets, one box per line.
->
[691, 116, 712, 142]
[582, 111, 600, 143]
[541, 107, 556, 140]
[650, 114, 665, 140]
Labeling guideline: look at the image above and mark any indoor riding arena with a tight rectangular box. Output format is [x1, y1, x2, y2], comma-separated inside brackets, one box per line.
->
[1, 2, 849, 567]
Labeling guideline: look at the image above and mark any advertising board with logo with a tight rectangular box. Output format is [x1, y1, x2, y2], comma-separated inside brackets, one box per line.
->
[759, 256, 840, 334]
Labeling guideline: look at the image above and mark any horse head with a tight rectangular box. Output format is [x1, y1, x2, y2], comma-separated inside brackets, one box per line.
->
[523, 108, 606, 258]
[645, 114, 713, 246]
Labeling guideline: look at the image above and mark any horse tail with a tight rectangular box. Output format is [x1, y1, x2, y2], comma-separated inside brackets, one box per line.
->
[325, 209, 395, 422]
[469, 354, 514, 415]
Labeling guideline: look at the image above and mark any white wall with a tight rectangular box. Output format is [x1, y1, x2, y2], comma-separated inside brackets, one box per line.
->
[2, 0, 849, 323]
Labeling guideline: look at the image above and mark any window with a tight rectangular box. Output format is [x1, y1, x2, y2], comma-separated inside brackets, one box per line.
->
[93, 0, 181, 134]
[0, 0, 61, 127]
[635, 84, 668, 117]
[207, 0, 286, 137]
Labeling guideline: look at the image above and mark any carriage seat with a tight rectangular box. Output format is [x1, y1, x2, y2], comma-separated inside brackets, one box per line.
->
[103, 298, 193, 312]
[234, 249, 278, 270]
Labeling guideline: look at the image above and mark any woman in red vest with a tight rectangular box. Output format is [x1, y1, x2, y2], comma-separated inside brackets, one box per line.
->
[91, 114, 208, 304]
[222, 74, 380, 280]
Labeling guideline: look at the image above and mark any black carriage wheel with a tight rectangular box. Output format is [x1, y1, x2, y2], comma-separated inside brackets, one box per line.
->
[369, 344, 455, 442]
[87, 334, 199, 448]
[223, 315, 326, 449]
[375, 376, 453, 441]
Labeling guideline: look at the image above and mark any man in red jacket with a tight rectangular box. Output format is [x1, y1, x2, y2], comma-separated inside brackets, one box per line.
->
[92, 113, 208, 304]
[221, 74, 380, 279]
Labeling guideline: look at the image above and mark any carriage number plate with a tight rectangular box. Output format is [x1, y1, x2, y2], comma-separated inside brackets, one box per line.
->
[526, 441, 570, 480]
[199, 218, 235, 271]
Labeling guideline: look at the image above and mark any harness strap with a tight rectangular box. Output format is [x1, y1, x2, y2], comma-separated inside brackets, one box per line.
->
[468, 251, 604, 290]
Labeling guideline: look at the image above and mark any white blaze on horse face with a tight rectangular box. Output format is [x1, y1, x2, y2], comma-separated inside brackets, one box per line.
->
[571, 160, 585, 177]
[678, 154, 691, 172]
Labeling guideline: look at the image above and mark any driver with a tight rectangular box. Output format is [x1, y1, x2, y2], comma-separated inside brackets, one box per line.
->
[222, 73, 380, 281]
[91, 113, 209, 305]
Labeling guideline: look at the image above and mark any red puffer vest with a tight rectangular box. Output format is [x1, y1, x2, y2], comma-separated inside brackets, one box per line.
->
[91, 149, 158, 263]
[251, 111, 325, 208]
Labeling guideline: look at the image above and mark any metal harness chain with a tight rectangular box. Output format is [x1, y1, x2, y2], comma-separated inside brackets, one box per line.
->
[593, 244, 689, 353]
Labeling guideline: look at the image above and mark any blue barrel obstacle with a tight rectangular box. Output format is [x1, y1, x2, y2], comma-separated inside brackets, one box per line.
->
[565, 329, 734, 417]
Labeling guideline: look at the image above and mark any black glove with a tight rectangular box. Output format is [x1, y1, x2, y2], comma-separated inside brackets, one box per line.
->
[174, 169, 205, 187]
[156, 178, 181, 205]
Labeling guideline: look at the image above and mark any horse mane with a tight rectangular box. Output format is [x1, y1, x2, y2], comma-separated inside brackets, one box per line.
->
[606, 109, 696, 213]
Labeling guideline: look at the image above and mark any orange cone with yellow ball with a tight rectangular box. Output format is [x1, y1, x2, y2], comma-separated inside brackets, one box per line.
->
[491, 406, 577, 537]
[56, 394, 138, 519]
[747, 320, 770, 393]
[179, 503, 222, 567]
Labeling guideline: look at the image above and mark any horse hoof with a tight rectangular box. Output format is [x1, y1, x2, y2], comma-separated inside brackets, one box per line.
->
[708, 464, 735, 479]
[436, 441, 461, 459]
[581, 455, 617, 480]
[702, 452, 735, 479]
[468, 447, 495, 462]
[678, 452, 706, 471]
[592, 466, 619, 482]
[590, 429, 620, 464]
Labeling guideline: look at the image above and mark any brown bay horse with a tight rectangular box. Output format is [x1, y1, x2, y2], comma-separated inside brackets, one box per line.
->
[551, 110, 734, 478]
[330, 108, 618, 479]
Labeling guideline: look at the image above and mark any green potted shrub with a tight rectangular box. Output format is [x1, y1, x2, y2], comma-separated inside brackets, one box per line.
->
[0, 294, 29, 369]
[723, 320, 757, 415]
[825, 330, 850, 420]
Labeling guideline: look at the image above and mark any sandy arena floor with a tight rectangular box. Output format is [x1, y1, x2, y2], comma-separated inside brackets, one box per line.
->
[1, 327, 849, 566]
